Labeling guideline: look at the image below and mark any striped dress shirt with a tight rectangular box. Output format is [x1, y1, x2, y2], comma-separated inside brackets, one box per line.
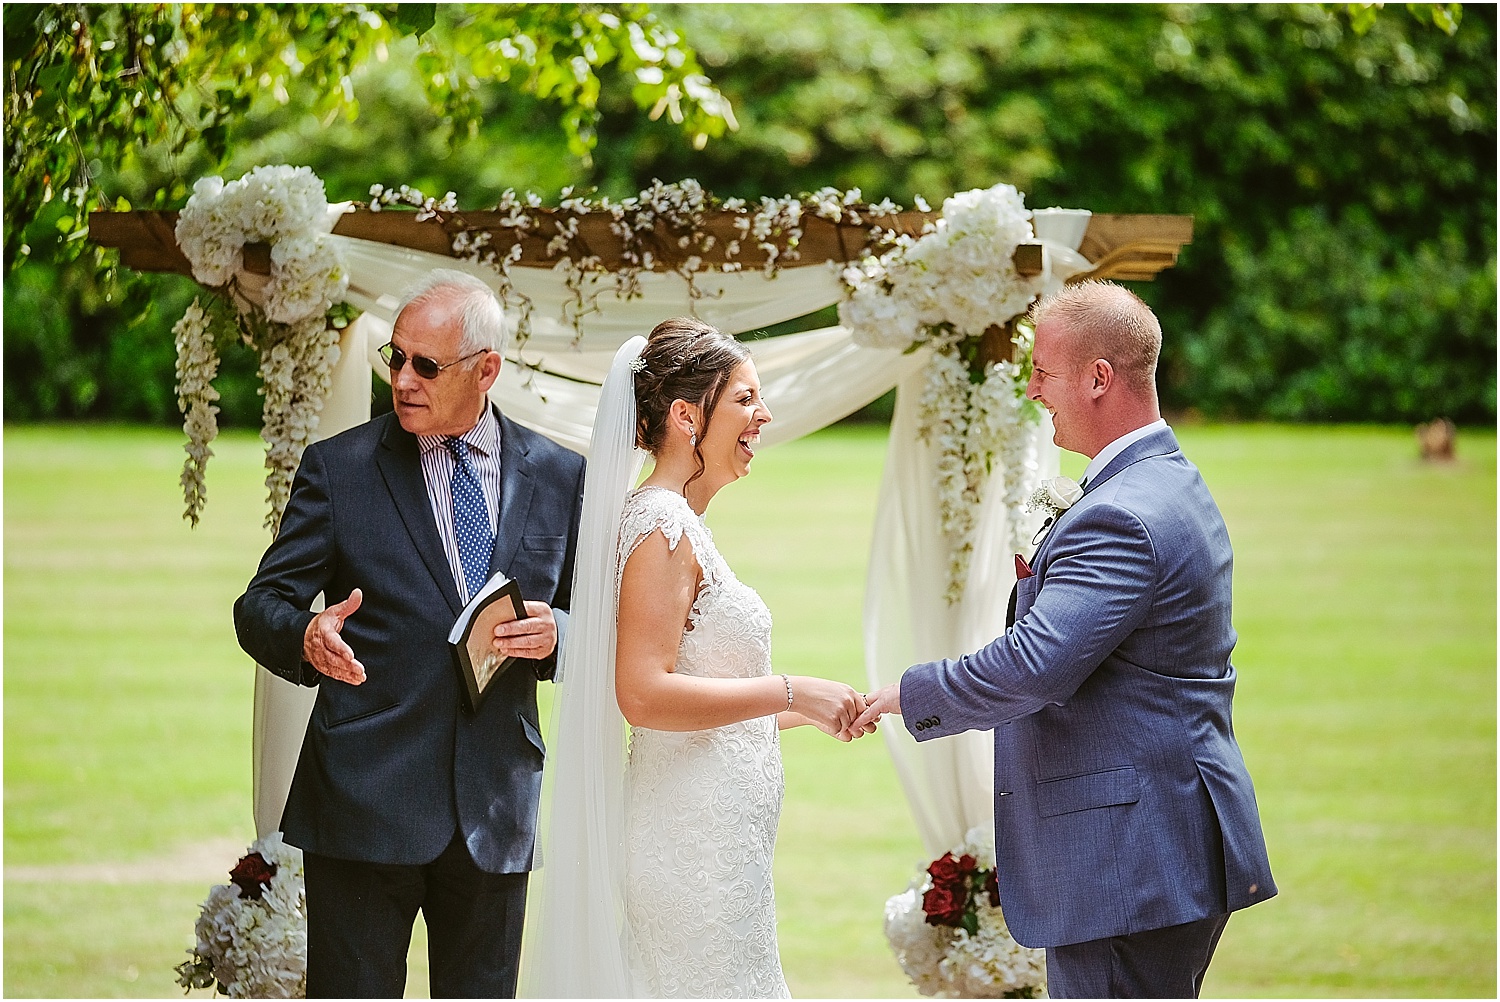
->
[417, 408, 504, 604]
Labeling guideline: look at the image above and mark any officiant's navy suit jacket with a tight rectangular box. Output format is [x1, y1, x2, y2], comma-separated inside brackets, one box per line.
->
[901, 425, 1276, 948]
[234, 406, 584, 874]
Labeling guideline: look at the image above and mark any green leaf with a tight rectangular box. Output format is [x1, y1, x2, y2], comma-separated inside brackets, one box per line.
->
[35, 63, 69, 95]
[389, 3, 437, 39]
[199, 124, 229, 160]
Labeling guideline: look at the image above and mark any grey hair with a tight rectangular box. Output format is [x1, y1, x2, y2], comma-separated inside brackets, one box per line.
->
[395, 268, 507, 359]
[1028, 279, 1161, 395]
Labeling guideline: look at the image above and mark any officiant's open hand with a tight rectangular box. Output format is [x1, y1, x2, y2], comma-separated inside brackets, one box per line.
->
[303, 589, 366, 685]
[842, 682, 900, 740]
[492, 601, 558, 660]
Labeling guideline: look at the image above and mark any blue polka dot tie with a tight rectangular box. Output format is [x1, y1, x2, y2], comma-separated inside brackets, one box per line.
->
[446, 437, 493, 601]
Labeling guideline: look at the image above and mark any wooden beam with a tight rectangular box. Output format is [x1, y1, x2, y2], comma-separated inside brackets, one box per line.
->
[88, 207, 1193, 282]
[1072, 214, 1193, 283]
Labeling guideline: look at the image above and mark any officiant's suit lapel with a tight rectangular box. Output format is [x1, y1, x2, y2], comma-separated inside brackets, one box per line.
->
[490, 410, 534, 582]
[374, 405, 541, 617]
[376, 416, 463, 617]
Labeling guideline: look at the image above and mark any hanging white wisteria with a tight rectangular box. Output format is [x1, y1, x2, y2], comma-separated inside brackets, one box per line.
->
[839, 183, 1048, 600]
[172, 298, 220, 527]
[371, 178, 904, 356]
[171, 165, 350, 532]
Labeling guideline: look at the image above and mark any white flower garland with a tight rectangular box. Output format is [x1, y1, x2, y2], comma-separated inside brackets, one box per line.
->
[884, 827, 1048, 999]
[172, 298, 220, 527]
[175, 832, 307, 999]
[840, 184, 1047, 599]
[256, 318, 343, 532]
[373, 180, 903, 358]
[172, 165, 350, 531]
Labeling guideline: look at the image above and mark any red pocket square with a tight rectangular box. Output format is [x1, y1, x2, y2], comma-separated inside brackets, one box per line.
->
[1014, 553, 1035, 579]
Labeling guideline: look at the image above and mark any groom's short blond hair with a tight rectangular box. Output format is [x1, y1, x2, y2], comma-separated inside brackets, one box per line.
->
[1029, 280, 1161, 396]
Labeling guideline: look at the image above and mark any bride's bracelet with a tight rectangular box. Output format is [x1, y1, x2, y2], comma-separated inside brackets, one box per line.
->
[780, 673, 794, 711]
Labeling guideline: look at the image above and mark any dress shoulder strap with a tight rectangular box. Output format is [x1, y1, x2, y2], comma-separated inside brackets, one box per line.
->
[617, 487, 718, 588]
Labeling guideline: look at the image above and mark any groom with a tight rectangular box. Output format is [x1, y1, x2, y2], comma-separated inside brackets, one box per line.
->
[235, 270, 585, 997]
[854, 281, 1276, 998]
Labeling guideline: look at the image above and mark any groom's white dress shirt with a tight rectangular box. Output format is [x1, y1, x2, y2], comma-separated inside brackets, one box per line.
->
[1082, 418, 1168, 486]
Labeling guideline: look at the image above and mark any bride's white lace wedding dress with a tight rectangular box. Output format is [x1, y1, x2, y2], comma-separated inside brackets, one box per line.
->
[617, 485, 791, 999]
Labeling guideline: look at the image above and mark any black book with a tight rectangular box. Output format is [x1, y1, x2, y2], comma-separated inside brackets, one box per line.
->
[447, 574, 529, 713]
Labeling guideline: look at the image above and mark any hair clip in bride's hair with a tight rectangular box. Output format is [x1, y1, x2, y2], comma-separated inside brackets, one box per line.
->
[628, 355, 647, 374]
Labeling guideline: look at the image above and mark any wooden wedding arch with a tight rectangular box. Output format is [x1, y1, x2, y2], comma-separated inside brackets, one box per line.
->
[92, 205, 1192, 297]
[88, 194, 1193, 853]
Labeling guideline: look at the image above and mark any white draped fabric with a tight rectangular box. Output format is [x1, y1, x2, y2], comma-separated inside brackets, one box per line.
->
[249, 210, 1094, 868]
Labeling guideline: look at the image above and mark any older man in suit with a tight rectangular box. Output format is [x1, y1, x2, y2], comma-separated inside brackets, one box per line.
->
[234, 269, 585, 997]
[854, 281, 1276, 998]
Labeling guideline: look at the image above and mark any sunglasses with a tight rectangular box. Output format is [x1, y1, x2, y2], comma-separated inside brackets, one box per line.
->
[379, 342, 487, 379]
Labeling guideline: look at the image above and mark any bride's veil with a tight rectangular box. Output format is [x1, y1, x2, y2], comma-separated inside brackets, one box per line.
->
[519, 336, 647, 997]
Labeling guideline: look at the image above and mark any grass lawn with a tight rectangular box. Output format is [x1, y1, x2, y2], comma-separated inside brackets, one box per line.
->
[4, 421, 1494, 997]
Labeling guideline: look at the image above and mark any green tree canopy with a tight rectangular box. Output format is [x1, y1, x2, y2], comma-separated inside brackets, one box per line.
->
[586, 3, 1494, 422]
[4, 3, 1493, 425]
[2, 2, 734, 267]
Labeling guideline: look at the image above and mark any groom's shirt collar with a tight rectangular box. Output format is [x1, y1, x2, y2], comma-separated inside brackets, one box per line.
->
[1082, 418, 1168, 487]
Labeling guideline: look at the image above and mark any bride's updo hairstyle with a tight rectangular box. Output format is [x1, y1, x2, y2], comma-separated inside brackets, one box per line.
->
[634, 317, 751, 489]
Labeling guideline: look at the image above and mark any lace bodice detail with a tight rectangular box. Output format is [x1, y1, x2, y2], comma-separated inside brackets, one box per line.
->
[617, 486, 789, 998]
[617, 487, 774, 683]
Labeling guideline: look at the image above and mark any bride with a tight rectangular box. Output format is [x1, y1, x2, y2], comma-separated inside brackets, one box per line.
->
[522, 319, 871, 998]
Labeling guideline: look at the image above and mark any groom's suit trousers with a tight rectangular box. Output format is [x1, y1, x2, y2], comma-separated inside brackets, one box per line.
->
[1045, 913, 1230, 998]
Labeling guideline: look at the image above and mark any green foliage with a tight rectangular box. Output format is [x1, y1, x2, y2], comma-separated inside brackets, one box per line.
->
[2, 2, 733, 267]
[4, 2, 734, 428]
[589, 3, 1495, 423]
[5, 4, 1493, 425]
[1186, 207, 1496, 420]
[1337, 2, 1463, 36]
[1, 231, 197, 422]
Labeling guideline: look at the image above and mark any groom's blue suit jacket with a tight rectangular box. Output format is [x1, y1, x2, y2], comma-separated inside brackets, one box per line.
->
[234, 407, 585, 874]
[901, 426, 1276, 948]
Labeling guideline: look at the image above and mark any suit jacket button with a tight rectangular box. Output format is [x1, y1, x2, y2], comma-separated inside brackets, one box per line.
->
[997, 791, 1011, 797]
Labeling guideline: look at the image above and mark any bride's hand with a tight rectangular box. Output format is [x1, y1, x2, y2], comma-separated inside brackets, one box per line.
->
[788, 676, 866, 741]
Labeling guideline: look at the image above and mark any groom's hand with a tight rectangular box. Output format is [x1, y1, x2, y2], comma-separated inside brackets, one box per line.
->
[493, 601, 558, 660]
[303, 589, 366, 685]
[843, 682, 900, 740]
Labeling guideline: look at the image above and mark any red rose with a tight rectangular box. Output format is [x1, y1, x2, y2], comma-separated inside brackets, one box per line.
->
[922, 882, 966, 927]
[927, 852, 964, 887]
[957, 854, 978, 874]
[229, 852, 278, 901]
[984, 869, 1001, 908]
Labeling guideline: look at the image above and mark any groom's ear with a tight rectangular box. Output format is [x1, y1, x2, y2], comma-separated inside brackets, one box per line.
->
[1088, 358, 1113, 399]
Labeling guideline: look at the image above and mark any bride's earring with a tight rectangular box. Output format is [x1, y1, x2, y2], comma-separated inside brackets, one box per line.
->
[688, 423, 697, 448]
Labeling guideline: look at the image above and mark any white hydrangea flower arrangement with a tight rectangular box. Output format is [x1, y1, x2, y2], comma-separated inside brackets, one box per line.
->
[174, 832, 307, 999]
[884, 826, 1047, 999]
[839, 184, 1047, 600]
[172, 164, 349, 531]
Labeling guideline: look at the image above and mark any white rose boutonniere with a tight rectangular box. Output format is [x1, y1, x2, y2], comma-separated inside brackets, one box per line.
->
[1024, 476, 1084, 519]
